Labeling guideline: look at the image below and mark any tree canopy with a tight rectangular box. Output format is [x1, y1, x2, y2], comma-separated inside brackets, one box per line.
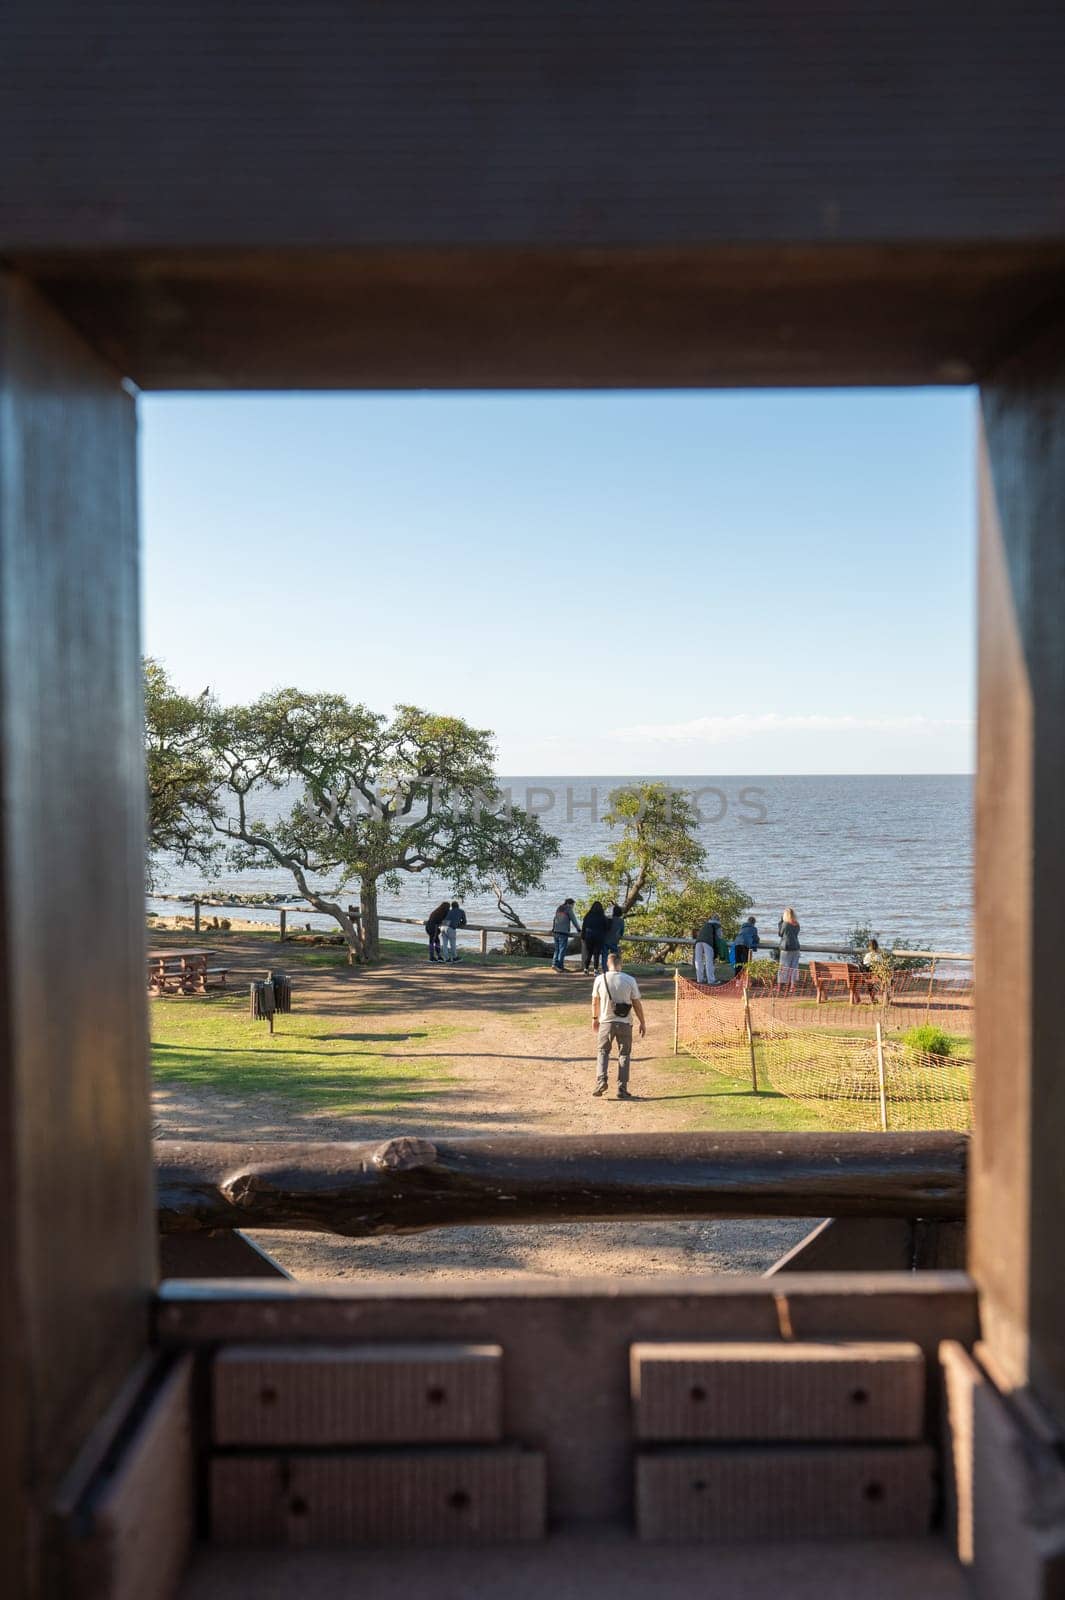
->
[578, 782, 749, 959]
[144, 659, 220, 887]
[203, 688, 560, 960]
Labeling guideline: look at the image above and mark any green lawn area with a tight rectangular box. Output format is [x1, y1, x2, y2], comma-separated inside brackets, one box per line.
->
[659, 1052, 829, 1132]
[151, 992, 457, 1116]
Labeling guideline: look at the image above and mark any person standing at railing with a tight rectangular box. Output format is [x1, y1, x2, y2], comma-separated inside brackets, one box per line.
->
[425, 900, 450, 962]
[581, 900, 608, 976]
[441, 900, 467, 963]
[694, 914, 724, 986]
[777, 907, 801, 990]
[603, 903, 626, 966]
[734, 915, 760, 969]
[551, 898, 582, 972]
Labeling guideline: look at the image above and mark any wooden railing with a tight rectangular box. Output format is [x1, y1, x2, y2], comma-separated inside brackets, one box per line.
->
[155, 1132, 967, 1238]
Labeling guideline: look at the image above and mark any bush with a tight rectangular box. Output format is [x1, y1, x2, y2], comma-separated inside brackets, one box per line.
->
[903, 1025, 953, 1059]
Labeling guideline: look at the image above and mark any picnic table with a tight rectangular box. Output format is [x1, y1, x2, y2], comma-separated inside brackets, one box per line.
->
[147, 948, 226, 995]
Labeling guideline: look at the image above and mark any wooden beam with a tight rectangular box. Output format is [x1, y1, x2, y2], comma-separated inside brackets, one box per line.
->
[155, 1133, 967, 1238]
[0, 273, 153, 1600]
[974, 323, 1065, 1430]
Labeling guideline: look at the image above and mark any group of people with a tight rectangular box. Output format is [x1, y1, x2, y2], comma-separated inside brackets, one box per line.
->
[551, 898, 626, 976]
[693, 907, 802, 991]
[424, 899, 467, 962]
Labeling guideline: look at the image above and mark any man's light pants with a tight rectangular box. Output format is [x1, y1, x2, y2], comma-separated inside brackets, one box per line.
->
[596, 1019, 633, 1089]
[694, 941, 717, 985]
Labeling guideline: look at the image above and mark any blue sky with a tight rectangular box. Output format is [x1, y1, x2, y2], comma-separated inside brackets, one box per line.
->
[141, 389, 976, 774]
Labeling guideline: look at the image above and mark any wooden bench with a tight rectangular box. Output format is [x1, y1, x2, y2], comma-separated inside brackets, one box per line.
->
[809, 961, 876, 1005]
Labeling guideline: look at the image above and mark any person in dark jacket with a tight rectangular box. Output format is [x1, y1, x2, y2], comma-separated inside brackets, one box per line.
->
[777, 907, 801, 990]
[734, 915, 760, 969]
[551, 898, 582, 972]
[441, 899, 467, 963]
[581, 900, 608, 976]
[603, 903, 626, 965]
[694, 915, 723, 986]
[425, 900, 450, 962]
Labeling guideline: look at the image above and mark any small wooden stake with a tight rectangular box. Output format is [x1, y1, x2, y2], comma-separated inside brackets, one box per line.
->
[193, 897, 201, 935]
[673, 969, 679, 1055]
[279, 908, 287, 942]
[875, 1021, 888, 1132]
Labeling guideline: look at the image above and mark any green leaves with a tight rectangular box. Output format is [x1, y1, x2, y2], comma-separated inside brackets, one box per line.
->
[577, 780, 750, 959]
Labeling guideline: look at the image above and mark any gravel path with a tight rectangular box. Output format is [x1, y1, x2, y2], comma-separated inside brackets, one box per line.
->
[152, 938, 811, 1279]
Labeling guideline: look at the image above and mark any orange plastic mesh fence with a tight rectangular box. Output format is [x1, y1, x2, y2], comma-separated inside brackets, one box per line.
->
[675, 974, 972, 1133]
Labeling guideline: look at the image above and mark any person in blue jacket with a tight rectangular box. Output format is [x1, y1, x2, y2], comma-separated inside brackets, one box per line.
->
[734, 915, 760, 970]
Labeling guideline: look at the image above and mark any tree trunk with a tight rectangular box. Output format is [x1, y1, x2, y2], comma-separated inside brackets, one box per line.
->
[360, 875, 380, 959]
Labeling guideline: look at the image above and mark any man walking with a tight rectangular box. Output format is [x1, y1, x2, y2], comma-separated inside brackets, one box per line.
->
[441, 899, 467, 962]
[591, 952, 646, 1099]
[551, 898, 581, 972]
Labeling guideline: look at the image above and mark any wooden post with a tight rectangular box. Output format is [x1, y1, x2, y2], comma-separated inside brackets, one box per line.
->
[875, 1021, 889, 1133]
[480, 928, 488, 955]
[672, 969, 679, 1055]
[193, 897, 201, 935]
[279, 908, 287, 942]
[914, 953, 933, 1017]
[744, 989, 759, 1093]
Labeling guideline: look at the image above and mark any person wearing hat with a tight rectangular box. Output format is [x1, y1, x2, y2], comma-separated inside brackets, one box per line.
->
[734, 915, 760, 969]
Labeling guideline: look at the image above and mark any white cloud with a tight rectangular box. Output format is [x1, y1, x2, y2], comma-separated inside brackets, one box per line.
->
[611, 712, 972, 745]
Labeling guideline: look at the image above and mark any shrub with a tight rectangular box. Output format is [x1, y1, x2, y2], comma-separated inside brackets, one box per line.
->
[903, 1025, 953, 1059]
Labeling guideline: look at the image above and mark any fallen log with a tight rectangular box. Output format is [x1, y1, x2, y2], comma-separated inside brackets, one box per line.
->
[155, 1132, 966, 1238]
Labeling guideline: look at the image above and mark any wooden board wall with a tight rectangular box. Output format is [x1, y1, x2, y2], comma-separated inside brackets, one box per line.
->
[0, 274, 154, 1599]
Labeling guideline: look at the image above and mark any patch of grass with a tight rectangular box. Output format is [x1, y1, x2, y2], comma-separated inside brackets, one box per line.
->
[151, 992, 455, 1115]
[656, 1052, 827, 1132]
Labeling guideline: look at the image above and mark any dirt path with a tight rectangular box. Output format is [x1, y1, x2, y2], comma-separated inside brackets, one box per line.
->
[152, 938, 809, 1278]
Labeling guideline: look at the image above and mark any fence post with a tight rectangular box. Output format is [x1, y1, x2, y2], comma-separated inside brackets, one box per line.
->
[279, 908, 287, 943]
[193, 897, 200, 935]
[744, 989, 759, 1094]
[480, 928, 488, 956]
[875, 1021, 889, 1132]
[673, 970, 679, 1055]
[924, 956, 937, 1023]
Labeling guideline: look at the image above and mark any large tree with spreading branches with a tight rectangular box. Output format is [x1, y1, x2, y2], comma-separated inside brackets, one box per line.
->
[204, 689, 559, 961]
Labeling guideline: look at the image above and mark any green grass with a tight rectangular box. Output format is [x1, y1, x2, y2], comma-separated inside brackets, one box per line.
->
[664, 1051, 828, 1132]
[151, 992, 456, 1116]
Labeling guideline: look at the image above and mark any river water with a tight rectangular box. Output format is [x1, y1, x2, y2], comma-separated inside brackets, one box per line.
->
[149, 774, 972, 954]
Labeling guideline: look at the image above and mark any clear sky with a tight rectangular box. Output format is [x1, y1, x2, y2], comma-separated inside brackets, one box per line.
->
[141, 389, 976, 775]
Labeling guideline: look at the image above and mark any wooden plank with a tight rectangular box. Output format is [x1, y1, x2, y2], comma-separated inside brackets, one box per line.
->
[635, 1445, 935, 1542]
[157, 1276, 976, 1529]
[941, 1341, 1065, 1596]
[213, 1343, 502, 1446]
[155, 1133, 968, 1237]
[974, 324, 1065, 1432]
[0, 272, 153, 1600]
[765, 1218, 916, 1275]
[173, 1532, 972, 1599]
[159, 1232, 290, 1281]
[18, 244, 1065, 392]
[210, 1449, 546, 1546]
[3, 3, 1065, 254]
[62, 1356, 194, 1600]
[631, 1341, 925, 1442]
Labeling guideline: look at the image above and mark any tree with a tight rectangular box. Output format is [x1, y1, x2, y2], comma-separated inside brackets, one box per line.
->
[578, 782, 749, 963]
[577, 784, 707, 915]
[143, 659, 221, 888]
[206, 690, 560, 962]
